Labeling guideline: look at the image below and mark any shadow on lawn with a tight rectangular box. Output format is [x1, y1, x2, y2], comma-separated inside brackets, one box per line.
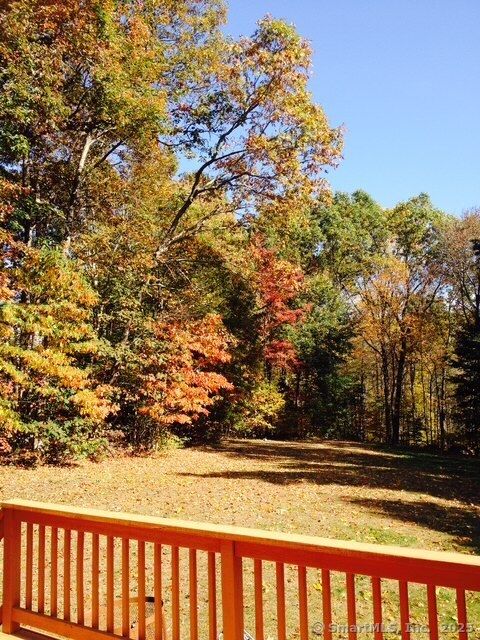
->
[348, 497, 480, 554]
[185, 439, 480, 506]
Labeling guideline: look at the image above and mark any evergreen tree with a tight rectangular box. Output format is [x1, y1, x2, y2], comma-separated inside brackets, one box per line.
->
[453, 240, 480, 449]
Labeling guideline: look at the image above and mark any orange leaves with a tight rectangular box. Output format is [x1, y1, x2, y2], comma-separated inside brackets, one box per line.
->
[138, 314, 233, 427]
[253, 241, 304, 311]
[155, 313, 233, 366]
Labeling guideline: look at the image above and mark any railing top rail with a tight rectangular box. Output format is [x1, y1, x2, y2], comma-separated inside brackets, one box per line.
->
[3, 499, 480, 572]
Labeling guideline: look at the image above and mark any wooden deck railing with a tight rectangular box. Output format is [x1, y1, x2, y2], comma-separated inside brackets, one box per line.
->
[1, 499, 479, 639]
[0, 509, 4, 627]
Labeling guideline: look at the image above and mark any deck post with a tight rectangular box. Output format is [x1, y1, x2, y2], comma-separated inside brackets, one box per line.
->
[2, 507, 21, 633]
[220, 540, 244, 640]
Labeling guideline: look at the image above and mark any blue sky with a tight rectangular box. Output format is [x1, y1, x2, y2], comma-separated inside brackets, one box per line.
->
[226, 0, 480, 215]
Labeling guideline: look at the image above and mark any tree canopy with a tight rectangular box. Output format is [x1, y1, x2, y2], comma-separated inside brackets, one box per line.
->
[0, 0, 478, 462]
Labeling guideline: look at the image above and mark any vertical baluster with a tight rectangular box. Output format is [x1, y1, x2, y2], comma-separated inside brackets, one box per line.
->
[106, 536, 114, 633]
[1, 508, 21, 633]
[25, 522, 33, 610]
[208, 552, 217, 640]
[172, 546, 180, 640]
[456, 588, 468, 640]
[91, 532, 100, 629]
[276, 562, 286, 640]
[254, 559, 264, 640]
[298, 565, 308, 640]
[235, 553, 244, 638]
[138, 540, 146, 640]
[154, 543, 164, 640]
[220, 541, 243, 640]
[122, 538, 130, 637]
[321, 569, 333, 640]
[189, 549, 199, 640]
[38, 524, 46, 614]
[427, 584, 439, 640]
[399, 581, 411, 640]
[76, 531, 84, 625]
[346, 573, 357, 640]
[50, 527, 58, 617]
[63, 530, 71, 622]
[371, 576, 383, 640]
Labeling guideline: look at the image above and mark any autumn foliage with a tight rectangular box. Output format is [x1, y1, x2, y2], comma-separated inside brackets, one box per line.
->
[139, 315, 233, 428]
[252, 239, 305, 370]
[0, 1, 478, 461]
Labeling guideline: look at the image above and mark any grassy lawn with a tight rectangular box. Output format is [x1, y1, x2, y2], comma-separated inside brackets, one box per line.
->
[1, 438, 478, 553]
[0, 439, 479, 639]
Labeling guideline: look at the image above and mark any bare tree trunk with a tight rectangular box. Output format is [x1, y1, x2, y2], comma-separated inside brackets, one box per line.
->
[391, 337, 407, 445]
[428, 375, 435, 444]
[294, 372, 301, 409]
[66, 132, 93, 226]
[408, 362, 417, 446]
[439, 362, 448, 449]
[381, 349, 392, 443]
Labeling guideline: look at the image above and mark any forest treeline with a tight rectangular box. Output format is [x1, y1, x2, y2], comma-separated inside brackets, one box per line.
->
[0, 0, 479, 463]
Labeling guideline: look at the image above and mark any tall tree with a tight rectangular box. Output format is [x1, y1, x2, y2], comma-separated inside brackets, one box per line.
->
[356, 196, 444, 444]
[453, 303, 480, 449]
[156, 16, 343, 257]
[0, 0, 226, 243]
[0, 183, 113, 461]
[437, 212, 480, 448]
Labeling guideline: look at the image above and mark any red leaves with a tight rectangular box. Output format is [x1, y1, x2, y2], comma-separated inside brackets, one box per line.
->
[252, 237, 305, 370]
[264, 340, 300, 369]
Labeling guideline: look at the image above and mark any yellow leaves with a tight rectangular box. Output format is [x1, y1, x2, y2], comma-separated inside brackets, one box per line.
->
[71, 387, 117, 424]
[15, 247, 98, 309]
[240, 381, 285, 432]
[0, 345, 86, 389]
[356, 255, 413, 344]
[0, 357, 28, 386]
[0, 242, 116, 444]
[0, 401, 22, 435]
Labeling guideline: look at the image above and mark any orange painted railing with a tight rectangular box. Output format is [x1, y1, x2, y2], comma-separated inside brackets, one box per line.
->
[1, 499, 479, 639]
[0, 508, 4, 627]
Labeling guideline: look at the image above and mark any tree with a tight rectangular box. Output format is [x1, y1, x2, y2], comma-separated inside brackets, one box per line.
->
[0, 0, 226, 244]
[451, 236, 480, 448]
[454, 322, 480, 449]
[316, 190, 387, 287]
[0, 217, 114, 460]
[438, 211, 480, 323]
[436, 211, 480, 448]
[291, 274, 354, 438]
[133, 314, 233, 447]
[251, 237, 305, 373]
[156, 17, 343, 257]
[357, 197, 445, 444]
